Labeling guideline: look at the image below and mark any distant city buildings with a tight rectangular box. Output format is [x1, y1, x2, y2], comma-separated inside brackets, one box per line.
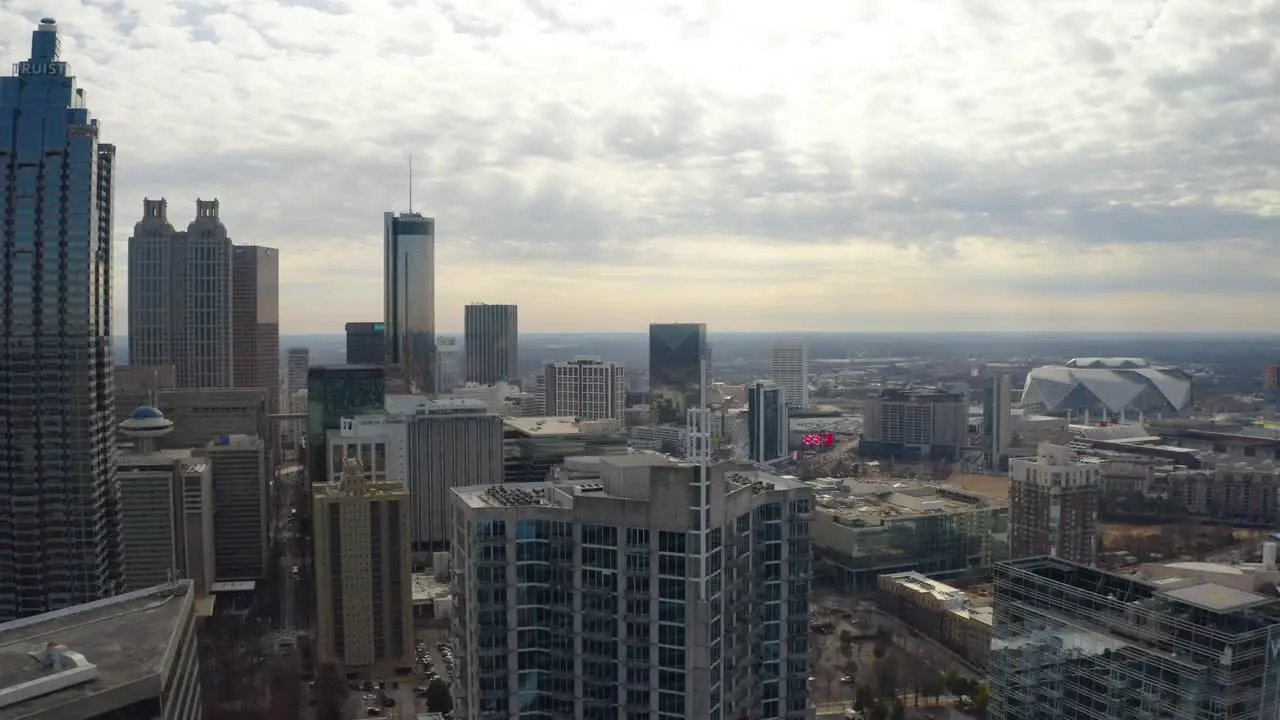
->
[435, 335, 462, 392]
[231, 245, 280, 410]
[541, 356, 627, 420]
[313, 457, 414, 675]
[983, 373, 1013, 470]
[449, 456, 813, 720]
[648, 322, 708, 425]
[345, 321, 385, 365]
[1008, 443, 1099, 565]
[747, 380, 788, 463]
[0, 20, 122, 621]
[384, 211, 436, 395]
[858, 388, 968, 461]
[769, 343, 809, 410]
[464, 303, 519, 385]
[285, 346, 310, 393]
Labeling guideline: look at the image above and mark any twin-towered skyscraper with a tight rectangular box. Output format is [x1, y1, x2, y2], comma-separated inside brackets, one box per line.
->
[127, 198, 281, 407]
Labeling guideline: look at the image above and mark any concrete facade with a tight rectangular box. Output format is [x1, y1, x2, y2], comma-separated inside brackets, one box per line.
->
[312, 458, 414, 676]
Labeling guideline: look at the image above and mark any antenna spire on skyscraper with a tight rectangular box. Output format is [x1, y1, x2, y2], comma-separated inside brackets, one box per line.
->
[408, 154, 414, 213]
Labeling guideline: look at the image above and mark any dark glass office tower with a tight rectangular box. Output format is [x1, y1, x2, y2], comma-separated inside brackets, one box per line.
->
[464, 303, 518, 385]
[306, 365, 386, 486]
[383, 212, 435, 395]
[345, 321, 385, 365]
[748, 380, 788, 463]
[648, 323, 707, 425]
[0, 19, 122, 620]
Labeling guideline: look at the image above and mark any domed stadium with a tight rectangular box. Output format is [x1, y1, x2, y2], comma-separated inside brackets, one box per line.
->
[1020, 357, 1192, 416]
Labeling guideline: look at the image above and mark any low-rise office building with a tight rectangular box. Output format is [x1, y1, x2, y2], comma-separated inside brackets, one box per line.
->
[812, 478, 1008, 591]
[876, 571, 993, 671]
[502, 416, 629, 483]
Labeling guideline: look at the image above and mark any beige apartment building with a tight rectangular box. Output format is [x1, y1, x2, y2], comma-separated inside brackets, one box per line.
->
[313, 457, 414, 676]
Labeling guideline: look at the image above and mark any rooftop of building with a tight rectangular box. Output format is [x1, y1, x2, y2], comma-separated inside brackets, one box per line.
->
[313, 477, 408, 500]
[0, 582, 192, 720]
[411, 574, 451, 603]
[456, 456, 802, 510]
[503, 416, 622, 436]
[812, 477, 1001, 522]
[1003, 556, 1280, 622]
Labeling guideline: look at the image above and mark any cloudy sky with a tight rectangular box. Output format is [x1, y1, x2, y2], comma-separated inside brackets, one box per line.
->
[3, 0, 1279, 333]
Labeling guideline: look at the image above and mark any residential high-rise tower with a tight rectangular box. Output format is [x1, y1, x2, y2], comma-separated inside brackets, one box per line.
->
[383, 212, 435, 395]
[1008, 443, 1099, 564]
[0, 19, 122, 620]
[541, 356, 626, 420]
[128, 198, 234, 388]
[464, 303, 518, 385]
[769, 343, 808, 410]
[982, 372, 1013, 470]
[450, 456, 814, 720]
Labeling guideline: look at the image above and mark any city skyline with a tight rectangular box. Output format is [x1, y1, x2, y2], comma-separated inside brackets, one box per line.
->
[1, 2, 1275, 334]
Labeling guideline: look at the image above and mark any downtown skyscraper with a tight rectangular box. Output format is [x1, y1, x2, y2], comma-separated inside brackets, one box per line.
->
[0, 19, 122, 620]
[464, 303, 518, 385]
[128, 197, 234, 388]
[384, 212, 436, 395]
[649, 322, 708, 425]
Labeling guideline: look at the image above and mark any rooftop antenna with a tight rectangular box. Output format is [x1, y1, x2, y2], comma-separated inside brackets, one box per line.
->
[408, 154, 413, 213]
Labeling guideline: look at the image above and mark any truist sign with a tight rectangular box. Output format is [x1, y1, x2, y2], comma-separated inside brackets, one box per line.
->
[14, 61, 66, 76]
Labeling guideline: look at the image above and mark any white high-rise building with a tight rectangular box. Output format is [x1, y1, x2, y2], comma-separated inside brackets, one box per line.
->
[769, 343, 808, 410]
[541, 356, 626, 420]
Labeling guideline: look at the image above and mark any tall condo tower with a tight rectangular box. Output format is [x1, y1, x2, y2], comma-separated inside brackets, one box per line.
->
[982, 372, 1013, 470]
[0, 19, 123, 620]
[383, 212, 435, 395]
[464, 303, 518, 385]
[231, 245, 280, 411]
[1008, 443, 1099, 565]
[769, 343, 808, 410]
[128, 198, 234, 388]
[648, 322, 708, 425]
[541, 356, 627, 420]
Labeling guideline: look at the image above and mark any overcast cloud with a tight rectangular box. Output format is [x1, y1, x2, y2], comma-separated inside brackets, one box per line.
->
[3, 0, 1279, 332]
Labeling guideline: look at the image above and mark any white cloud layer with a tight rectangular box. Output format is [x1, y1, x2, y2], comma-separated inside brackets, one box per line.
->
[3, 0, 1279, 332]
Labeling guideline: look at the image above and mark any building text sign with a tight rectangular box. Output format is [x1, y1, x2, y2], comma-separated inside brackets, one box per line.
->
[14, 61, 66, 76]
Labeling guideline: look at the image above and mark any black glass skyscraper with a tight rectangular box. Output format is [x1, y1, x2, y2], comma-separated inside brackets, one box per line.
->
[384, 212, 435, 395]
[0, 19, 121, 620]
[648, 323, 707, 424]
[345, 321, 385, 365]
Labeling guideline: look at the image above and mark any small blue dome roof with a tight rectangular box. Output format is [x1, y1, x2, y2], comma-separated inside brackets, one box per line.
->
[129, 405, 165, 420]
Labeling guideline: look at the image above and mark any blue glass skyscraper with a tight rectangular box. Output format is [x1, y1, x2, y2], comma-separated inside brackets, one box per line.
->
[0, 18, 121, 620]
